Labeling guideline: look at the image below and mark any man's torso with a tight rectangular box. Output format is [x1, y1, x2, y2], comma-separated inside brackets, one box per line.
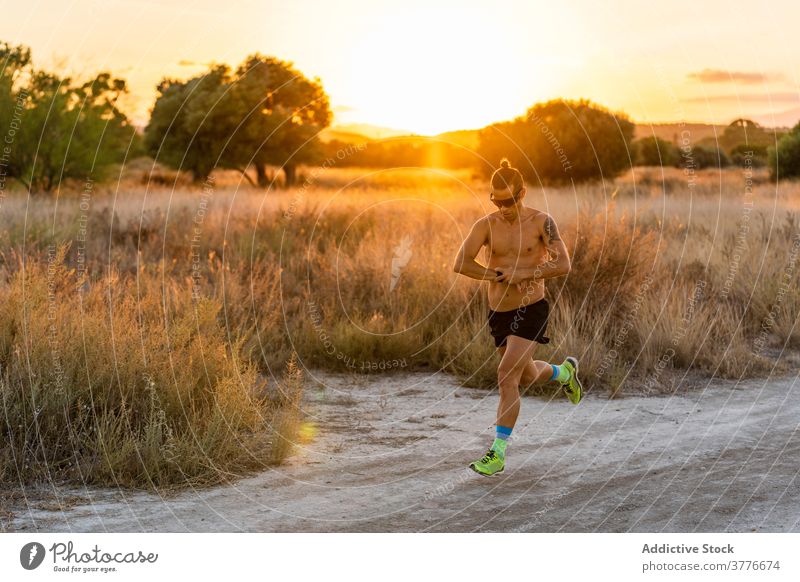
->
[484, 207, 549, 311]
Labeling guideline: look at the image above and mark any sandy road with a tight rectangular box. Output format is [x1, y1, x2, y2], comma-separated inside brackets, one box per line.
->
[5, 370, 800, 532]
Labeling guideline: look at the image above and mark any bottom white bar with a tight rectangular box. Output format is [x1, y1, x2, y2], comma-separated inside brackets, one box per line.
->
[1, 533, 797, 581]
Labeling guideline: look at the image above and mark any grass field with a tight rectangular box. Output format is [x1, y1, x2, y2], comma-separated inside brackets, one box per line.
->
[2, 161, 799, 489]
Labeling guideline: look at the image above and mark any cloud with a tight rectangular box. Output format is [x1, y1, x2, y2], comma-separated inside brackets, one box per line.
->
[687, 69, 783, 84]
[683, 92, 800, 103]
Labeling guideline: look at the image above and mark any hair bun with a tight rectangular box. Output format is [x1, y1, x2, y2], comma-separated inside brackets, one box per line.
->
[500, 158, 510, 169]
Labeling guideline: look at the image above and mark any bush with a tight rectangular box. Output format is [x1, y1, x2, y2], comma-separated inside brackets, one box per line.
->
[730, 144, 768, 168]
[769, 124, 800, 181]
[0, 41, 134, 193]
[676, 145, 730, 170]
[0, 247, 303, 489]
[477, 99, 635, 184]
[633, 136, 678, 166]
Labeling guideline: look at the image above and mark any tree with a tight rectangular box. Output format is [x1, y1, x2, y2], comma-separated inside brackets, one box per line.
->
[476, 99, 635, 184]
[769, 122, 800, 181]
[633, 136, 678, 166]
[1, 41, 134, 193]
[720, 119, 775, 152]
[227, 55, 331, 187]
[144, 65, 232, 183]
[729, 143, 767, 168]
[675, 145, 730, 170]
[145, 55, 332, 187]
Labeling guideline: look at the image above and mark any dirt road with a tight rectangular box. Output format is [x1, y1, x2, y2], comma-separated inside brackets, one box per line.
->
[5, 371, 800, 532]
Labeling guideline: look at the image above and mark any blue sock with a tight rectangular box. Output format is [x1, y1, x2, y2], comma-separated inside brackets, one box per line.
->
[495, 425, 513, 440]
[492, 425, 513, 458]
[550, 364, 570, 383]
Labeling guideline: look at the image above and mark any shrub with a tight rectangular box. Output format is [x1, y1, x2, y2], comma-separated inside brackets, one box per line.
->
[633, 136, 678, 167]
[477, 99, 635, 184]
[769, 124, 800, 181]
[0, 247, 303, 489]
[676, 145, 730, 170]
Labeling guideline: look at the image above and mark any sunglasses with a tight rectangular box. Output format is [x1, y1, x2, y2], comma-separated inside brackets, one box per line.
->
[489, 186, 523, 208]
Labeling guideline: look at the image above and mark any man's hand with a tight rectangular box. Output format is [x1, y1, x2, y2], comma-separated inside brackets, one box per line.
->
[453, 218, 498, 281]
[494, 268, 528, 286]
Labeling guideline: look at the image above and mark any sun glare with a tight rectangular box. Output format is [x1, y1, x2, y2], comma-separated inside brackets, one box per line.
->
[341, 7, 538, 135]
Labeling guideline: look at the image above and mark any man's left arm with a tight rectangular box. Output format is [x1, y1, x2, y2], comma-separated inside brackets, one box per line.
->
[530, 214, 571, 280]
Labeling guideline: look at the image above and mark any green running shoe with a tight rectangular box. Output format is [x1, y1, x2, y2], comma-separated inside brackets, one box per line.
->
[561, 356, 583, 404]
[469, 449, 505, 476]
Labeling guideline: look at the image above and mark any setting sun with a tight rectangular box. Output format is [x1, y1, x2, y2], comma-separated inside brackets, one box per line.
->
[4, 0, 798, 134]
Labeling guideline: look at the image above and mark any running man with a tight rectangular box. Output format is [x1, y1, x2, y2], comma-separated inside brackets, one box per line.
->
[452, 158, 582, 477]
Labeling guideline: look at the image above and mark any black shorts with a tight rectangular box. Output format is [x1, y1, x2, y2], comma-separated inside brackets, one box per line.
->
[487, 298, 550, 348]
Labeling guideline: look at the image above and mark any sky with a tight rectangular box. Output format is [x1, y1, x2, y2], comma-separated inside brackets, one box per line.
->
[1, 0, 799, 135]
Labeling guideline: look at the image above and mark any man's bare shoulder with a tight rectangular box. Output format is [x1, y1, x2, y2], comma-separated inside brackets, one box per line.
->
[526, 207, 548, 223]
[480, 213, 505, 230]
[466, 215, 492, 242]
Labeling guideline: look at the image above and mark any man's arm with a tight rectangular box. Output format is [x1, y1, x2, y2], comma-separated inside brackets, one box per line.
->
[531, 213, 571, 280]
[452, 218, 501, 281]
[495, 214, 571, 284]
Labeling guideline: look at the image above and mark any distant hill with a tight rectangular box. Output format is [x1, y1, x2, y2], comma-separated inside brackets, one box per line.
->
[321, 123, 411, 142]
[434, 129, 480, 149]
[319, 127, 373, 144]
[634, 123, 726, 145]
[323, 119, 793, 150]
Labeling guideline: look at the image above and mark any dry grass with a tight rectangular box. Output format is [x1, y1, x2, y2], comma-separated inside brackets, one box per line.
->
[0, 245, 303, 490]
[1, 162, 799, 489]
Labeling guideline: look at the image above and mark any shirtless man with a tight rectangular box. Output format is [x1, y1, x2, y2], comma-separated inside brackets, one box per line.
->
[452, 158, 582, 477]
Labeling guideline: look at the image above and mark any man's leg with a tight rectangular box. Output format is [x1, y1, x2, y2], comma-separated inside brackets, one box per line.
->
[496, 335, 539, 428]
[469, 336, 538, 476]
[519, 351, 583, 404]
[470, 338, 583, 476]
[498, 345, 553, 389]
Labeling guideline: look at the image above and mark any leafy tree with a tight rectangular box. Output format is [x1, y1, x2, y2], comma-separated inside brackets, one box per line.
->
[633, 136, 678, 166]
[729, 143, 767, 168]
[476, 99, 635, 184]
[675, 145, 730, 170]
[769, 122, 800, 181]
[720, 119, 776, 152]
[144, 65, 232, 183]
[1, 41, 134, 193]
[145, 55, 332, 187]
[227, 55, 331, 187]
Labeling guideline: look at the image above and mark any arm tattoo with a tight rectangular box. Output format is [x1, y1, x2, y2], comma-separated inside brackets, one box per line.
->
[543, 215, 561, 242]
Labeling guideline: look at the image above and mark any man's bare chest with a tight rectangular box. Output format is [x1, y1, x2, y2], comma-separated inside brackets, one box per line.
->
[487, 217, 545, 259]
